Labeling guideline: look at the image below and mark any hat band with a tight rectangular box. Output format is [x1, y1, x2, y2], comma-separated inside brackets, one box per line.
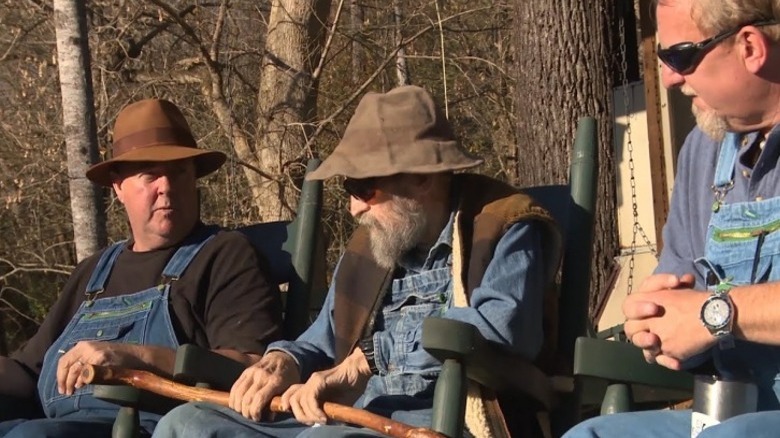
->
[112, 127, 197, 156]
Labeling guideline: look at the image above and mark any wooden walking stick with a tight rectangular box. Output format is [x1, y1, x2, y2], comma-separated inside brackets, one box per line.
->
[82, 364, 445, 438]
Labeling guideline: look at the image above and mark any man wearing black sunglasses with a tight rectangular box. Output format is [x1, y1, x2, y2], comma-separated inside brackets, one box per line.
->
[565, 1, 780, 437]
[155, 86, 562, 438]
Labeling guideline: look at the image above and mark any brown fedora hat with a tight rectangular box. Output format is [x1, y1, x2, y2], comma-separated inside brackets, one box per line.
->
[307, 85, 482, 180]
[86, 99, 226, 187]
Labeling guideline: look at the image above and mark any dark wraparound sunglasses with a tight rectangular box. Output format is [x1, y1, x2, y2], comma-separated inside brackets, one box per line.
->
[343, 177, 379, 202]
[657, 19, 777, 75]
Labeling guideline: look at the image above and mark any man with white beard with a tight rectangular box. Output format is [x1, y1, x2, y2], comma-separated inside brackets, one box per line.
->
[154, 85, 561, 438]
[564, 0, 780, 437]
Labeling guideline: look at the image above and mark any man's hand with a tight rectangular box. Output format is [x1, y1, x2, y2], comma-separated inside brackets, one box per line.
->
[56, 341, 153, 395]
[623, 273, 714, 369]
[279, 347, 372, 425]
[229, 351, 301, 421]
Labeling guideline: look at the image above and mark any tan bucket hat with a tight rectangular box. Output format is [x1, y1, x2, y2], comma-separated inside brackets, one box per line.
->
[307, 85, 482, 180]
[86, 99, 226, 187]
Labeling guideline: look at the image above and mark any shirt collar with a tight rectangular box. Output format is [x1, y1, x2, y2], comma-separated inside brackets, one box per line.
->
[397, 208, 456, 273]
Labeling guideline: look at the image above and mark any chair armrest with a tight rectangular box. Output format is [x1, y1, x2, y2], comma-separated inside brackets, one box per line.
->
[173, 344, 246, 390]
[574, 337, 693, 390]
[422, 317, 554, 410]
[574, 337, 693, 406]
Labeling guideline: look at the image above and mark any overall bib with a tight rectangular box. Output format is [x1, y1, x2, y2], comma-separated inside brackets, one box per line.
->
[1, 229, 215, 437]
[358, 256, 452, 426]
[697, 132, 780, 410]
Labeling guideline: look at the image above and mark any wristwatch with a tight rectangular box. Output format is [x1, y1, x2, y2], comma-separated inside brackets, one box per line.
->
[358, 336, 380, 375]
[700, 284, 735, 349]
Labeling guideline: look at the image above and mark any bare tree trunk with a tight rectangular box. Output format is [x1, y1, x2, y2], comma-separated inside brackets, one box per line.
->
[392, 0, 409, 86]
[513, 1, 619, 322]
[54, 0, 107, 261]
[253, 0, 332, 221]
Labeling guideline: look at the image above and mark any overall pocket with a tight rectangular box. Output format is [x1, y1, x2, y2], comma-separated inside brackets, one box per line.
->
[40, 321, 138, 410]
[707, 222, 780, 285]
[39, 298, 158, 411]
[384, 291, 448, 373]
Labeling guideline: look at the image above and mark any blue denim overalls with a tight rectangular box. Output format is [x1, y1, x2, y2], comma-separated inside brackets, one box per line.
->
[37, 230, 216, 422]
[696, 132, 780, 410]
[356, 249, 452, 426]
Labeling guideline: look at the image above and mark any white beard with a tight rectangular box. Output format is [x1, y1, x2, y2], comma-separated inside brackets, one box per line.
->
[682, 85, 729, 142]
[358, 196, 427, 270]
[692, 103, 729, 142]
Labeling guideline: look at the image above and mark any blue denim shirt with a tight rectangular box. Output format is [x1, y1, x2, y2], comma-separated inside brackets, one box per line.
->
[656, 126, 780, 288]
[268, 210, 546, 413]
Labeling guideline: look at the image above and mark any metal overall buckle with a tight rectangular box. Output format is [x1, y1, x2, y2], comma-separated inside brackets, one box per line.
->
[711, 180, 734, 213]
[157, 275, 178, 291]
[84, 289, 104, 307]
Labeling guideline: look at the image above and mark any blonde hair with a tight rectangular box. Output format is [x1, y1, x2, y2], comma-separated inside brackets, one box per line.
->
[691, 0, 780, 42]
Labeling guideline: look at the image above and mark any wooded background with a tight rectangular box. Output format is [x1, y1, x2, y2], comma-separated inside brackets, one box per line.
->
[0, 0, 642, 355]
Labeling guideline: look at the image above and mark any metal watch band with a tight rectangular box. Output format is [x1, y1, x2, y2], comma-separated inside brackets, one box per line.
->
[359, 336, 380, 375]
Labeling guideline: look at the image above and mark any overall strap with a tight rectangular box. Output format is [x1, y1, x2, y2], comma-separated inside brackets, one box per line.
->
[85, 242, 128, 295]
[713, 132, 740, 188]
[160, 225, 220, 282]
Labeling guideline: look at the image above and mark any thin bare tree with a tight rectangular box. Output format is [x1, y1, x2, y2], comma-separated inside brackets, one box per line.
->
[53, 0, 106, 261]
[253, 0, 334, 220]
[392, 0, 410, 86]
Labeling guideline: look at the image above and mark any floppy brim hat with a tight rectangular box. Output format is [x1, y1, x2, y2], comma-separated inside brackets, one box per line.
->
[86, 99, 226, 187]
[307, 85, 482, 180]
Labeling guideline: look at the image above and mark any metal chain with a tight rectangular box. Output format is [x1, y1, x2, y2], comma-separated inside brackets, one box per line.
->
[618, 3, 658, 296]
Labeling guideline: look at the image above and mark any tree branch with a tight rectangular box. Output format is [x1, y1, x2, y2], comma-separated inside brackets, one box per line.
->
[311, 0, 345, 82]
[209, 0, 228, 62]
[303, 6, 490, 152]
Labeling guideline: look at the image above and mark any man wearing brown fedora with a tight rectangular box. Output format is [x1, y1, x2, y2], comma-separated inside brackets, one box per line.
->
[0, 99, 282, 437]
[155, 85, 561, 438]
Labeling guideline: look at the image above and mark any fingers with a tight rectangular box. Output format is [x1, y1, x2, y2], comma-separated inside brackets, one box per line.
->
[679, 273, 696, 288]
[636, 273, 686, 294]
[629, 330, 660, 351]
[229, 367, 277, 422]
[280, 384, 301, 412]
[630, 331, 681, 370]
[285, 384, 309, 424]
[655, 355, 682, 370]
[244, 379, 275, 422]
[238, 376, 266, 421]
[228, 352, 301, 421]
[630, 330, 661, 366]
[285, 378, 327, 426]
[623, 298, 662, 321]
[229, 370, 252, 411]
[57, 355, 86, 395]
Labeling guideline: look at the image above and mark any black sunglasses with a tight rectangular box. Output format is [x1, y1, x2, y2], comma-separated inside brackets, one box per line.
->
[343, 177, 379, 202]
[657, 19, 777, 75]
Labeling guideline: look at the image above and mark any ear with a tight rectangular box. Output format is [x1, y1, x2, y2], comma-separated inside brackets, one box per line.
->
[111, 172, 126, 204]
[739, 25, 771, 73]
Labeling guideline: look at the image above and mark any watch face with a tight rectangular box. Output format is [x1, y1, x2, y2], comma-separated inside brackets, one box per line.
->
[702, 296, 731, 329]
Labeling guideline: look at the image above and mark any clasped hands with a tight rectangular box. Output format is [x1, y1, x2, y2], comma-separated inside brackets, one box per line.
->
[624, 273, 716, 370]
